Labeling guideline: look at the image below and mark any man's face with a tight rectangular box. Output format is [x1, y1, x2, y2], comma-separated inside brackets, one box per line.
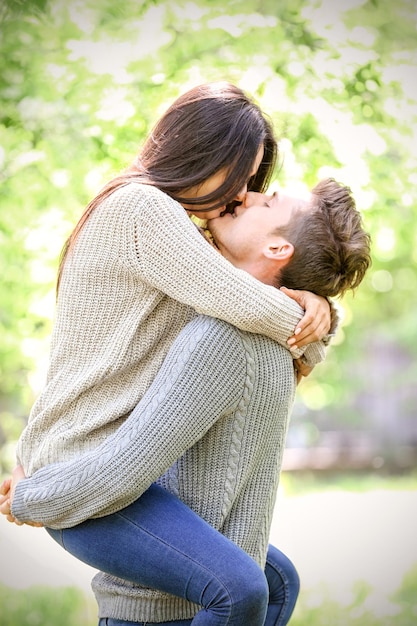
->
[207, 188, 311, 283]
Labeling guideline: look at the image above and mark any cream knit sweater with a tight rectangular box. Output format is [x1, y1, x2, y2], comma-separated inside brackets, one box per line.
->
[16, 182, 326, 478]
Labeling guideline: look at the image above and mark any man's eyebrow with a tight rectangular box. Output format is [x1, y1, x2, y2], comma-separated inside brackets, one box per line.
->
[268, 191, 278, 205]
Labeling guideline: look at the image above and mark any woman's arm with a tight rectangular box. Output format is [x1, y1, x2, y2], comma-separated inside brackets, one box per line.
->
[10, 318, 246, 528]
[129, 184, 331, 366]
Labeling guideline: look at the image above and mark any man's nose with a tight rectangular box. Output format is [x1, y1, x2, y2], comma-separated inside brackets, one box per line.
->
[244, 191, 264, 207]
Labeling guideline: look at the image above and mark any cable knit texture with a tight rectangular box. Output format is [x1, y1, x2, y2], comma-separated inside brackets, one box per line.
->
[16, 182, 326, 478]
[13, 316, 296, 622]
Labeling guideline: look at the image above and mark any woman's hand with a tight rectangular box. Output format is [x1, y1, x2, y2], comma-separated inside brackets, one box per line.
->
[281, 287, 331, 350]
[0, 466, 43, 527]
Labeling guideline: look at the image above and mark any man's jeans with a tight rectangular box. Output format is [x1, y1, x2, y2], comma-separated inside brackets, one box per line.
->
[47, 484, 299, 625]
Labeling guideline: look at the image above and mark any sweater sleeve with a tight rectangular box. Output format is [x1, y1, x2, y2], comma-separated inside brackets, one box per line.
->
[11, 318, 247, 529]
[129, 184, 327, 366]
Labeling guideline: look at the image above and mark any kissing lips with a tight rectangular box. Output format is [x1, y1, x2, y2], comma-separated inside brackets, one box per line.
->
[219, 200, 241, 218]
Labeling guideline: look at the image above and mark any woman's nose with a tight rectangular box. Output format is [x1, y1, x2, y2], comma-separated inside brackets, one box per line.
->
[235, 184, 247, 202]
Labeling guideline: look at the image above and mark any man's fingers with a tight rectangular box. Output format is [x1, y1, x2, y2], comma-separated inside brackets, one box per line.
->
[0, 494, 10, 507]
[6, 515, 42, 528]
[0, 478, 11, 496]
[0, 497, 11, 516]
[7, 514, 23, 525]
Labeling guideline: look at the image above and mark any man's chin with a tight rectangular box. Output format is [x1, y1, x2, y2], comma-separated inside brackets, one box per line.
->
[205, 223, 223, 251]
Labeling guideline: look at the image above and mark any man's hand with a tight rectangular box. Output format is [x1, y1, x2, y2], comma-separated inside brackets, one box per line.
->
[0, 475, 23, 525]
[0, 466, 43, 527]
[294, 358, 314, 385]
[281, 287, 331, 350]
[0, 477, 12, 514]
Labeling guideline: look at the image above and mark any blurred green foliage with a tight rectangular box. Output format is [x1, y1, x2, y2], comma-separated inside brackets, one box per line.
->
[0, 583, 94, 626]
[291, 564, 417, 625]
[281, 469, 417, 495]
[1, 0, 416, 471]
[1, 565, 416, 626]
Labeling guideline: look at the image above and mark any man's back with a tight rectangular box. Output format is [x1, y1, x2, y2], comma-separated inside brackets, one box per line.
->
[92, 315, 296, 621]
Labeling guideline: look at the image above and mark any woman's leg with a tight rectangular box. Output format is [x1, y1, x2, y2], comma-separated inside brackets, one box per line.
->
[47, 484, 268, 625]
[263, 544, 300, 626]
[98, 617, 193, 626]
[95, 543, 299, 626]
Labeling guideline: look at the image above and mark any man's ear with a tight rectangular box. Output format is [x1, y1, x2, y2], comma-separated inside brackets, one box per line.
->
[263, 239, 294, 262]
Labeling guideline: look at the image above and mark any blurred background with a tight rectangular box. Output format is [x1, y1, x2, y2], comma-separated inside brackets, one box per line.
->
[0, 0, 416, 624]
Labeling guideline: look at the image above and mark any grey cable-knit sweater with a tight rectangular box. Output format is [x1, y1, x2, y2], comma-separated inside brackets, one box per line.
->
[16, 182, 327, 479]
[13, 315, 296, 622]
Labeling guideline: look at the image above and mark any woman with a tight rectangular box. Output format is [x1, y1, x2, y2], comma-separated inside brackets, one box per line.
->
[1, 81, 332, 624]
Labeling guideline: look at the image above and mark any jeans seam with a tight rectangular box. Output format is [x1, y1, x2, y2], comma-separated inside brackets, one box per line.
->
[265, 556, 291, 626]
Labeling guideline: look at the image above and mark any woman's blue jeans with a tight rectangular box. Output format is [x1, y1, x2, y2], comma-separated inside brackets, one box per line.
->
[47, 484, 299, 625]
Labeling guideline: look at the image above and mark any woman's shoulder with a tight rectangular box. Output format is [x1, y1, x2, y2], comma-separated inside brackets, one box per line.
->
[105, 182, 177, 208]
[96, 182, 184, 229]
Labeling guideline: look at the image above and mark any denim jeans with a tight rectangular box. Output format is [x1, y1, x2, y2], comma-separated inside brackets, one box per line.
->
[47, 484, 299, 625]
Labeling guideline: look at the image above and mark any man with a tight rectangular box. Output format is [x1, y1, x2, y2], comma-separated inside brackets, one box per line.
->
[209, 178, 369, 299]
[1, 178, 371, 625]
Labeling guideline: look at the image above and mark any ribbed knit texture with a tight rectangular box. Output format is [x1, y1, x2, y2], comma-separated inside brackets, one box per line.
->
[13, 316, 296, 622]
[16, 182, 326, 478]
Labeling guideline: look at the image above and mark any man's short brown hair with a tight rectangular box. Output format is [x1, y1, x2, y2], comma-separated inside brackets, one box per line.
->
[275, 178, 371, 298]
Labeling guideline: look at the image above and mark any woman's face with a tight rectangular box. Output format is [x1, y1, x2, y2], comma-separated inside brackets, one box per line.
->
[181, 145, 264, 220]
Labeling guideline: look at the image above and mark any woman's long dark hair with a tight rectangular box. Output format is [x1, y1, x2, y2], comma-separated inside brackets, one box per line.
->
[57, 81, 277, 290]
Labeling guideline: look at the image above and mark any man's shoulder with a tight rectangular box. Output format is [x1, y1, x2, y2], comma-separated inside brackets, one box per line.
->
[184, 316, 288, 356]
[194, 316, 294, 370]
[174, 316, 244, 359]
[184, 315, 241, 340]
[182, 316, 295, 399]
